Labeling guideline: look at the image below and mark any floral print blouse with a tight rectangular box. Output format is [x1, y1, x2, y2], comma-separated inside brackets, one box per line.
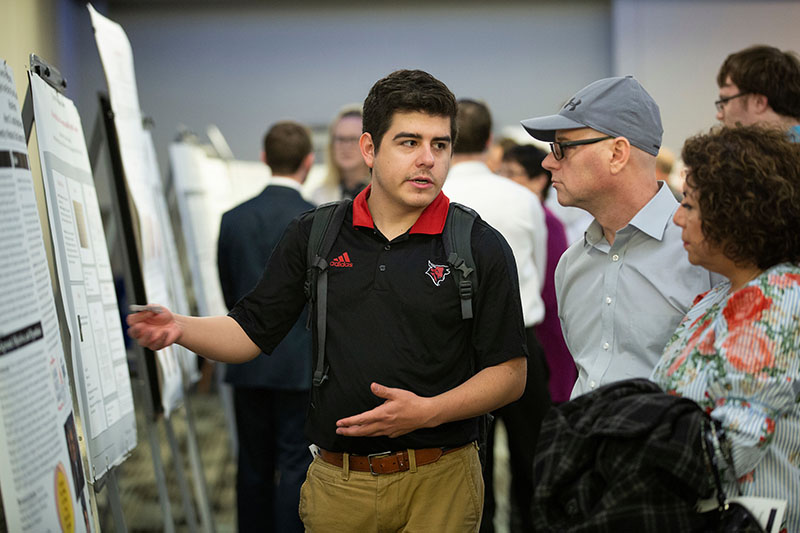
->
[651, 263, 800, 533]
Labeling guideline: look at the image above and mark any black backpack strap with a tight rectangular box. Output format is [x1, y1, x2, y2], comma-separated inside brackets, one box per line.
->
[443, 202, 493, 468]
[442, 202, 479, 320]
[305, 199, 350, 386]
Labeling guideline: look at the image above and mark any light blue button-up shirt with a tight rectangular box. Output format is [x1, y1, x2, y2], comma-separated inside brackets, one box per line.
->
[555, 182, 723, 398]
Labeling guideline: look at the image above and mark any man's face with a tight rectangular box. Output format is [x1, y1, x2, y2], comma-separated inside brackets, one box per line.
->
[716, 76, 758, 126]
[361, 111, 452, 214]
[541, 127, 610, 210]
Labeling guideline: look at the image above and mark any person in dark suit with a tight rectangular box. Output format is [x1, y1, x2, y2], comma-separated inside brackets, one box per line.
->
[217, 121, 315, 533]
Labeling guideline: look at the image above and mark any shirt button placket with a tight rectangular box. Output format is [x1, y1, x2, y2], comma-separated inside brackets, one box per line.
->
[592, 248, 622, 392]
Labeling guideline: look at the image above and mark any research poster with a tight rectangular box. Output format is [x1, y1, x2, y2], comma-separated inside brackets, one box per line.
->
[89, 4, 192, 410]
[169, 142, 270, 317]
[0, 59, 94, 533]
[30, 70, 136, 481]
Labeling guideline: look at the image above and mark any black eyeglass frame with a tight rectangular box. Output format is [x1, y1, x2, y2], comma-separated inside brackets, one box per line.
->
[714, 92, 750, 112]
[550, 136, 614, 161]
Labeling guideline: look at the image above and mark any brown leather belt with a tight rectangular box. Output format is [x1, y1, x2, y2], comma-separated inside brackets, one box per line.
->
[319, 444, 468, 475]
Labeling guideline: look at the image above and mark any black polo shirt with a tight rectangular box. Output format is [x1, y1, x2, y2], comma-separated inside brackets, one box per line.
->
[229, 187, 528, 454]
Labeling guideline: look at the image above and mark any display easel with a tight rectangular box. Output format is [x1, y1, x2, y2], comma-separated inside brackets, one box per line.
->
[21, 53, 122, 533]
[92, 94, 215, 533]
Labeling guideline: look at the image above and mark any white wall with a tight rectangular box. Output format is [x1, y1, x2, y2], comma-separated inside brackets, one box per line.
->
[5, 1, 800, 176]
[613, 0, 800, 156]
[104, 1, 612, 172]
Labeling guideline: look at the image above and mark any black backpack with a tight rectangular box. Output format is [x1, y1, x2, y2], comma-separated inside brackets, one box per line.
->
[303, 198, 480, 387]
[302, 198, 495, 466]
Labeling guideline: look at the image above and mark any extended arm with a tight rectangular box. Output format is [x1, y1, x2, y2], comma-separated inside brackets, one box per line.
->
[335, 356, 526, 438]
[127, 307, 260, 364]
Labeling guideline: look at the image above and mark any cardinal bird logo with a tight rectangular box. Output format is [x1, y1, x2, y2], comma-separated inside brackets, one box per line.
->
[425, 260, 450, 287]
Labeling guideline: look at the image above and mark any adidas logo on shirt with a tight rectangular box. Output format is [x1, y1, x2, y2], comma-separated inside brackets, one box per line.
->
[330, 252, 353, 268]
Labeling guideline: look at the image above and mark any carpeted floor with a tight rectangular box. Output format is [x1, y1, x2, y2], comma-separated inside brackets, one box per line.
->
[94, 389, 237, 532]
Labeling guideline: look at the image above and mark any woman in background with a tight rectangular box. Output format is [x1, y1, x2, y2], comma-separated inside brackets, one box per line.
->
[305, 104, 369, 205]
[651, 126, 800, 532]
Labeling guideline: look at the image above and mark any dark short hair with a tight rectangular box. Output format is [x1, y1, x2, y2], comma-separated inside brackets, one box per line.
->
[682, 125, 800, 269]
[262, 121, 312, 175]
[362, 69, 457, 152]
[503, 144, 552, 199]
[717, 45, 800, 121]
[454, 99, 491, 154]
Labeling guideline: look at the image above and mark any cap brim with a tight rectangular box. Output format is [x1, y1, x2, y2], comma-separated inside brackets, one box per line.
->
[520, 114, 586, 142]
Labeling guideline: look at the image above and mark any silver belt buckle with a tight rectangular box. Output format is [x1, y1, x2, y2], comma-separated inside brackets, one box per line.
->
[367, 450, 392, 476]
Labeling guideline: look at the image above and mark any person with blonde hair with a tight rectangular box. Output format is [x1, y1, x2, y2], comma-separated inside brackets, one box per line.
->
[307, 105, 370, 205]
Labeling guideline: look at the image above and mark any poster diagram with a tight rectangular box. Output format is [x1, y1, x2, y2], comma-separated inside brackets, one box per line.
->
[0, 59, 94, 533]
[30, 69, 136, 481]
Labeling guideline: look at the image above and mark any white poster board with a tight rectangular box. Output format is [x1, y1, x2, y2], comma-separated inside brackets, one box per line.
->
[88, 4, 196, 410]
[0, 59, 95, 533]
[169, 142, 269, 317]
[30, 70, 136, 481]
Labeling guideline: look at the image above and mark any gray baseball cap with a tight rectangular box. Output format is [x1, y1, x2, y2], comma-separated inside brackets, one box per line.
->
[520, 76, 663, 156]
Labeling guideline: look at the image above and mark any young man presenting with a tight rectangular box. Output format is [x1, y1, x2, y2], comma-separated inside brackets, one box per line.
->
[128, 70, 527, 532]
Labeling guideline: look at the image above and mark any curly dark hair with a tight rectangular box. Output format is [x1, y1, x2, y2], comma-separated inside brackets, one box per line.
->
[681, 126, 800, 269]
[362, 69, 457, 152]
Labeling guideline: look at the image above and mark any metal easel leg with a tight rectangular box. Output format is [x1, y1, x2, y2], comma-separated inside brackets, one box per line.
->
[182, 390, 217, 533]
[164, 415, 199, 533]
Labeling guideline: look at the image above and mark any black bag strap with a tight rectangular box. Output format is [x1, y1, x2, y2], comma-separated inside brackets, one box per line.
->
[702, 418, 744, 508]
[442, 202, 479, 320]
[305, 199, 350, 387]
[702, 419, 767, 531]
[441, 202, 493, 469]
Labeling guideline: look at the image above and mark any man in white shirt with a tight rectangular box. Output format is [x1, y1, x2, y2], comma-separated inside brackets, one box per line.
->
[443, 98, 549, 533]
[520, 77, 721, 399]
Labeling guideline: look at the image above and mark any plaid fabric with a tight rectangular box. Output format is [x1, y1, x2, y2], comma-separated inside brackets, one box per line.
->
[533, 379, 715, 532]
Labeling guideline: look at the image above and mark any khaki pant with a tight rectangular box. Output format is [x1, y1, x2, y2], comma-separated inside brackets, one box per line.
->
[299, 442, 484, 532]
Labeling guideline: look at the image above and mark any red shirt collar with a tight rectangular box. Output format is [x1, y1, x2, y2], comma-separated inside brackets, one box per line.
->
[352, 185, 450, 235]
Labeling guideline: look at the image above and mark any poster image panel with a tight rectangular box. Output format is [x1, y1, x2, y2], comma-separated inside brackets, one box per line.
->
[0, 58, 95, 532]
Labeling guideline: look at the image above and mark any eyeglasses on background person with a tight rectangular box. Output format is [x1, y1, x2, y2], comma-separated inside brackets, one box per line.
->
[714, 92, 750, 112]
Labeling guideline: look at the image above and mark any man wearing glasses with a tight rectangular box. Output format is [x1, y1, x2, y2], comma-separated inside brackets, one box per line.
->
[715, 45, 800, 142]
[520, 76, 720, 399]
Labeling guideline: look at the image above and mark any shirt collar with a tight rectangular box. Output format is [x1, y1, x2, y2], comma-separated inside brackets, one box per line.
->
[352, 185, 451, 235]
[448, 160, 491, 177]
[584, 181, 677, 246]
[627, 181, 678, 240]
[268, 175, 303, 192]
